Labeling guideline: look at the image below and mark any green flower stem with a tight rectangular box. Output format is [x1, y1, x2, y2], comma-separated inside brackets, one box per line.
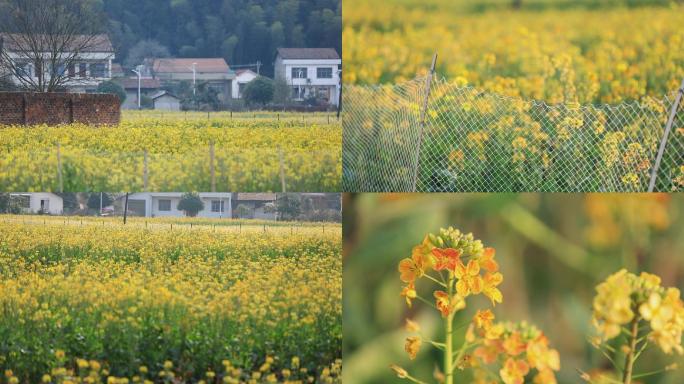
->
[403, 373, 429, 384]
[445, 281, 454, 384]
[424, 273, 447, 288]
[423, 339, 446, 350]
[414, 294, 437, 310]
[622, 316, 640, 384]
[631, 367, 668, 379]
[452, 340, 479, 369]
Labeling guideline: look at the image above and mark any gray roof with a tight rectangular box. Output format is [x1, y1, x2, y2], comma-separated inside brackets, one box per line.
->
[150, 90, 179, 100]
[0, 33, 114, 53]
[277, 48, 340, 60]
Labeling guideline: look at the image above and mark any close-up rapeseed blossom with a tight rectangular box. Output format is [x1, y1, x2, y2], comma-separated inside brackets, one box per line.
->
[343, 194, 684, 384]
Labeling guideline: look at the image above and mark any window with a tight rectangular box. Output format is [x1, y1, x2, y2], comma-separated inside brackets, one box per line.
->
[68, 64, 76, 78]
[17, 196, 30, 209]
[291, 67, 307, 79]
[211, 200, 225, 213]
[40, 199, 50, 213]
[317, 87, 330, 100]
[317, 67, 333, 79]
[78, 63, 87, 78]
[208, 82, 224, 94]
[56, 64, 66, 76]
[292, 86, 305, 99]
[90, 63, 106, 78]
[158, 199, 171, 211]
[17, 62, 32, 77]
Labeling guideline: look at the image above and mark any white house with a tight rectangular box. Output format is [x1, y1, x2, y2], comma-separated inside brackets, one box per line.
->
[274, 48, 341, 106]
[121, 193, 232, 218]
[9, 193, 63, 215]
[231, 69, 258, 99]
[0, 33, 115, 92]
[150, 90, 181, 111]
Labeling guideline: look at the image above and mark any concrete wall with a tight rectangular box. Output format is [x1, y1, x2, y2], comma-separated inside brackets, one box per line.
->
[0, 92, 120, 125]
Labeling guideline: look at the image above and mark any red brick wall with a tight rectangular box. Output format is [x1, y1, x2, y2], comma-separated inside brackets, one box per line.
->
[0, 92, 120, 125]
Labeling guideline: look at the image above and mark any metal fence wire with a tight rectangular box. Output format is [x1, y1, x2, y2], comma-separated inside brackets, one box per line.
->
[343, 74, 684, 192]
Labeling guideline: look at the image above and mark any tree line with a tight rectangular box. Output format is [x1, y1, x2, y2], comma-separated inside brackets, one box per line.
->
[104, 0, 341, 76]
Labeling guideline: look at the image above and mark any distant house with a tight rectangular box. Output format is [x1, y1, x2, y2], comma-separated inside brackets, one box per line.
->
[151, 90, 180, 111]
[9, 193, 63, 215]
[148, 58, 235, 104]
[110, 63, 125, 78]
[118, 193, 232, 218]
[232, 69, 258, 99]
[274, 48, 341, 106]
[301, 193, 342, 212]
[115, 77, 161, 109]
[0, 33, 115, 92]
[232, 193, 277, 220]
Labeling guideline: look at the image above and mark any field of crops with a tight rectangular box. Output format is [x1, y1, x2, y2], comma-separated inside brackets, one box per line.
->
[343, 0, 684, 104]
[0, 111, 341, 192]
[342, 1, 684, 192]
[0, 216, 342, 383]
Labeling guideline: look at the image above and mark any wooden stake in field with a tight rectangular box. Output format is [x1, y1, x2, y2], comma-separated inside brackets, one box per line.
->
[648, 77, 684, 192]
[411, 53, 438, 192]
[123, 192, 129, 225]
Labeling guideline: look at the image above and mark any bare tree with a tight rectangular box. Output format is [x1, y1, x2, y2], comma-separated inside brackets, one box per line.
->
[0, 0, 107, 92]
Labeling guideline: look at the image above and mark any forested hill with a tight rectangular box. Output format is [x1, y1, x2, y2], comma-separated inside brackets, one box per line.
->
[103, 0, 341, 76]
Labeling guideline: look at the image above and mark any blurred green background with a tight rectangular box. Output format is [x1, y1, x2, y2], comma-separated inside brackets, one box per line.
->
[342, 193, 684, 383]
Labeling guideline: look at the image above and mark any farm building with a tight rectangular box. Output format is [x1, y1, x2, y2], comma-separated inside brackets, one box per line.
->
[9, 193, 63, 215]
[150, 91, 180, 111]
[118, 193, 232, 218]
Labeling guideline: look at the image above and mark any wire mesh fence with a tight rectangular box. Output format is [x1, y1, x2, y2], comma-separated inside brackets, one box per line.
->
[343, 75, 684, 192]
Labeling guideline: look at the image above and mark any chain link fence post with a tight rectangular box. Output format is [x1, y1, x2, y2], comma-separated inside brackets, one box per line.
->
[648, 77, 684, 192]
[411, 53, 438, 192]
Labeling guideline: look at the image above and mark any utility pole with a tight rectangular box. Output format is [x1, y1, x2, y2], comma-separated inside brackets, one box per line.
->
[132, 65, 143, 109]
[191, 62, 197, 96]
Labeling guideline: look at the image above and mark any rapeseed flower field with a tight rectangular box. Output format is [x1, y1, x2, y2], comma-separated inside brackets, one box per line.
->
[0, 112, 341, 192]
[343, 1, 684, 104]
[0, 216, 342, 383]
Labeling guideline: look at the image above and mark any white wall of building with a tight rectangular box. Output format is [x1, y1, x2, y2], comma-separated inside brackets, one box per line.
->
[274, 57, 341, 105]
[11, 193, 63, 215]
[6, 51, 114, 92]
[153, 95, 181, 111]
[231, 71, 258, 99]
[126, 193, 232, 218]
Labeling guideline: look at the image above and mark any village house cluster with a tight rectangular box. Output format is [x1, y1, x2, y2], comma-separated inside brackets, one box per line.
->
[0, 33, 341, 111]
[8, 192, 342, 221]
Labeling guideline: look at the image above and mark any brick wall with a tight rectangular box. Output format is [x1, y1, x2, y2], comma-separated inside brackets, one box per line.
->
[0, 92, 120, 125]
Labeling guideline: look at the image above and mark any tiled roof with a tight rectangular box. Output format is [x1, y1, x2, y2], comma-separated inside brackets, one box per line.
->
[115, 77, 161, 89]
[152, 58, 230, 74]
[277, 48, 340, 60]
[0, 33, 114, 52]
